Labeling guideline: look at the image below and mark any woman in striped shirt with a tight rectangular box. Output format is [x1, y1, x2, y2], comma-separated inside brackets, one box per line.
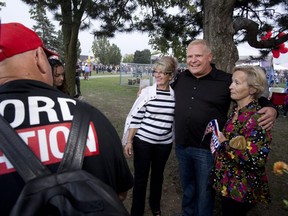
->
[123, 56, 178, 216]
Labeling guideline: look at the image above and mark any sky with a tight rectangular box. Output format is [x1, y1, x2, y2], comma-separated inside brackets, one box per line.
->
[0, 0, 152, 56]
[1, 0, 288, 65]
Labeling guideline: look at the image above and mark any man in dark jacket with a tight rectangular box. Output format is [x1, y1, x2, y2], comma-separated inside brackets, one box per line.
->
[0, 22, 133, 215]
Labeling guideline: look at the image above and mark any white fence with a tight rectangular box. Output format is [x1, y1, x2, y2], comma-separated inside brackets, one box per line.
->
[119, 63, 154, 87]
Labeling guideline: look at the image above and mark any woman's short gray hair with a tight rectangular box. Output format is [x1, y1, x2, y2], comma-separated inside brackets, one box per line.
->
[153, 56, 178, 76]
[232, 65, 267, 99]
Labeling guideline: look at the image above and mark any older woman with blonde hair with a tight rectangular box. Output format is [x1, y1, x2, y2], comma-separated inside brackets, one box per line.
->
[123, 56, 177, 216]
[210, 65, 272, 216]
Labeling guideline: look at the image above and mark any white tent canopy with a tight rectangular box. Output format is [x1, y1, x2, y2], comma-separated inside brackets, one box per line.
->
[273, 64, 288, 71]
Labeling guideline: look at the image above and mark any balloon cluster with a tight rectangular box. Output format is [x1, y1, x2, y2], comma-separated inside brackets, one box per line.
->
[261, 31, 288, 58]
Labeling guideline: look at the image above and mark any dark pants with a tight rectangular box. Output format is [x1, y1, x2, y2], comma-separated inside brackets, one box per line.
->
[131, 137, 172, 216]
[221, 196, 256, 216]
[175, 145, 214, 216]
[284, 103, 288, 116]
[75, 77, 81, 95]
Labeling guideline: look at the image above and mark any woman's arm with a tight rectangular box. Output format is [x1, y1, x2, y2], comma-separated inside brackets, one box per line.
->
[123, 128, 138, 157]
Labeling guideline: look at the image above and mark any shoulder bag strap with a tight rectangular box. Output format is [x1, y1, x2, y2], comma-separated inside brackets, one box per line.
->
[57, 101, 92, 172]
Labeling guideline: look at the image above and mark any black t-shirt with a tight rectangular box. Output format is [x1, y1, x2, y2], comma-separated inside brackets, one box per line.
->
[173, 67, 231, 149]
[76, 68, 81, 77]
[0, 79, 133, 215]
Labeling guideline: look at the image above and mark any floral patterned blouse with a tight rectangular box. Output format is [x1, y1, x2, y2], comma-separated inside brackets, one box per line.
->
[210, 101, 272, 204]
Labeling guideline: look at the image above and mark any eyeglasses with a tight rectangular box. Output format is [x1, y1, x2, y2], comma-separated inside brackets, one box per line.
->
[152, 70, 172, 76]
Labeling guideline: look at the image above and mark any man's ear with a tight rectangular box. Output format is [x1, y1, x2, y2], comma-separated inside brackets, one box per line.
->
[208, 52, 213, 62]
[35, 47, 53, 85]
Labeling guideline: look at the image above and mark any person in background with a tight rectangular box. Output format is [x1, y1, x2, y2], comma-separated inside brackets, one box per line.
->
[75, 64, 82, 98]
[0, 22, 133, 215]
[84, 64, 90, 80]
[123, 56, 177, 216]
[210, 65, 272, 216]
[81, 64, 85, 77]
[172, 39, 277, 216]
[48, 58, 69, 95]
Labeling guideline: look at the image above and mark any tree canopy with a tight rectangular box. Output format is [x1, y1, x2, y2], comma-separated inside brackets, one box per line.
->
[132, 0, 288, 71]
[21, 0, 138, 95]
[122, 54, 134, 63]
[133, 49, 152, 64]
[19, 0, 288, 93]
[92, 36, 122, 65]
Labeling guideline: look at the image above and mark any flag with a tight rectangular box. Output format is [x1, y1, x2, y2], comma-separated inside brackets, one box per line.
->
[202, 119, 221, 154]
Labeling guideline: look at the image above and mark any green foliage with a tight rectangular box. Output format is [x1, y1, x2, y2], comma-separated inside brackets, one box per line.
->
[0, 1, 6, 9]
[108, 44, 122, 65]
[29, 4, 59, 54]
[122, 54, 134, 63]
[92, 36, 110, 64]
[21, 0, 138, 96]
[92, 36, 122, 65]
[134, 0, 288, 60]
[20, 0, 288, 92]
[133, 49, 151, 64]
[55, 30, 81, 62]
[134, 0, 202, 59]
[56, 30, 65, 61]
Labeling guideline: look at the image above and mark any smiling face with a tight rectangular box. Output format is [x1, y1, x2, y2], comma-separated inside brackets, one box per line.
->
[152, 56, 177, 90]
[153, 65, 173, 90]
[230, 70, 255, 108]
[186, 42, 213, 78]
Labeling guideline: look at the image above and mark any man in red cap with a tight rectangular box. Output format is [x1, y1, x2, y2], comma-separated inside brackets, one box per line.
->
[0, 23, 133, 215]
[0, 22, 57, 84]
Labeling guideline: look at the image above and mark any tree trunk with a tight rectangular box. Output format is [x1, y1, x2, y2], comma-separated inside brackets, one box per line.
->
[203, 0, 238, 73]
[64, 25, 80, 96]
[60, 1, 85, 96]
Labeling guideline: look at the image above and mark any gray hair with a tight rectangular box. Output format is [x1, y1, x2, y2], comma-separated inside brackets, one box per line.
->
[153, 56, 178, 76]
[232, 65, 267, 99]
[187, 39, 212, 54]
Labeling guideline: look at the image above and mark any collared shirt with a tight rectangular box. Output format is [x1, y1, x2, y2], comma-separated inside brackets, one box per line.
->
[173, 67, 231, 149]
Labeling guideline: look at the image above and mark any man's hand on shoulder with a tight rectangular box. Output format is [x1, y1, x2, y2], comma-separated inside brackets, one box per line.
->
[258, 107, 277, 130]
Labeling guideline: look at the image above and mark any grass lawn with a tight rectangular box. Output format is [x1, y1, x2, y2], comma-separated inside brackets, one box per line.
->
[80, 75, 288, 216]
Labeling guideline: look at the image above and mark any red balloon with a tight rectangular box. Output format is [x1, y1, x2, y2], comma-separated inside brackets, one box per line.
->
[279, 32, 286, 38]
[280, 47, 288, 54]
[272, 49, 280, 58]
[280, 43, 285, 49]
[261, 35, 268, 41]
[266, 31, 272, 38]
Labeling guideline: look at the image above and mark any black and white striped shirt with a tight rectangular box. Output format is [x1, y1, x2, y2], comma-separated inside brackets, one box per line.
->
[130, 89, 175, 144]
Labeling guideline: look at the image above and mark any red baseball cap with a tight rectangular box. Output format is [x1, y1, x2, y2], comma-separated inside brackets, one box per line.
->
[0, 22, 58, 62]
